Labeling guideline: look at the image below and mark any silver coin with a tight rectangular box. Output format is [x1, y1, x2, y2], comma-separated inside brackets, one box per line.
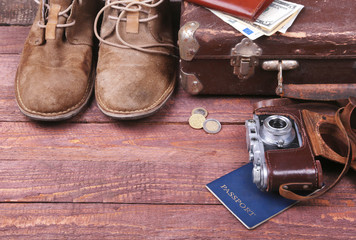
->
[203, 119, 222, 134]
[191, 107, 208, 117]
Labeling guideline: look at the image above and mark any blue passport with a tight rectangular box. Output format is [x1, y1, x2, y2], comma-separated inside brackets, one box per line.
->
[206, 163, 297, 229]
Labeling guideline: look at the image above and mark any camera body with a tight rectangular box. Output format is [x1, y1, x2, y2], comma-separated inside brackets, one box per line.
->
[245, 99, 326, 192]
[246, 114, 303, 190]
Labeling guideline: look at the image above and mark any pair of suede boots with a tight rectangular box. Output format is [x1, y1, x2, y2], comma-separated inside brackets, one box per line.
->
[15, 0, 176, 121]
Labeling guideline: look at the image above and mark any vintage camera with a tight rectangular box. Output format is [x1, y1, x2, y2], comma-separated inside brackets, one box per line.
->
[244, 100, 330, 193]
[244, 98, 355, 198]
[246, 114, 303, 191]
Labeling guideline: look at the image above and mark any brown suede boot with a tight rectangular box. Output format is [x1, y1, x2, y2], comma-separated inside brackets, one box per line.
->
[15, 0, 100, 121]
[94, 0, 176, 120]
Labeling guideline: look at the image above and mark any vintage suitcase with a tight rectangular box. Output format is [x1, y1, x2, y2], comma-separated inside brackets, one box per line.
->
[178, 0, 356, 100]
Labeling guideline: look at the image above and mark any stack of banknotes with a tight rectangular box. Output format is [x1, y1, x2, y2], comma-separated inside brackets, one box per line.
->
[209, 0, 304, 40]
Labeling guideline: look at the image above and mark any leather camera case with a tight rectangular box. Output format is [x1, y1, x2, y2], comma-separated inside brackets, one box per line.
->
[253, 98, 356, 195]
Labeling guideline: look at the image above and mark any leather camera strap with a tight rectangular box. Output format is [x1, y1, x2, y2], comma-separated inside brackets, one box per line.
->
[253, 98, 295, 110]
[340, 97, 356, 144]
[279, 100, 355, 201]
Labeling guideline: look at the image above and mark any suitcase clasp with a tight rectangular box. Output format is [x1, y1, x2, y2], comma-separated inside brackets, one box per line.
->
[230, 38, 262, 80]
[262, 60, 299, 96]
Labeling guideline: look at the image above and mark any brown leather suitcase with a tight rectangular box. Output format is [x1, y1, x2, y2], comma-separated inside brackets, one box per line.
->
[178, 0, 356, 100]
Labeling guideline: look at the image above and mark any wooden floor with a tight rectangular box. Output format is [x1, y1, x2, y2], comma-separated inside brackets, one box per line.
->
[1, 1, 356, 239]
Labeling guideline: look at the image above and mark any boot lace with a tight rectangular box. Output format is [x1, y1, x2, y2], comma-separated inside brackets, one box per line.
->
[34, 0, 76, 28]
[94, 0, 176, 56]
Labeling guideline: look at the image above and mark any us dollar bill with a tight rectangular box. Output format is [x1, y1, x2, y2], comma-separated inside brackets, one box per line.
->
[254, 0, 304, 31]
[209, 0, 304, 40]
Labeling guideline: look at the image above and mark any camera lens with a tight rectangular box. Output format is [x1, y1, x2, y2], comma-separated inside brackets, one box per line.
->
[268, 118, 287, 129]
[260, 115, 296, 148]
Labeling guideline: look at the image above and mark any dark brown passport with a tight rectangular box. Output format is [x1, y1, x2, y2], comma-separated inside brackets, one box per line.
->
[186, 0, 274, 21]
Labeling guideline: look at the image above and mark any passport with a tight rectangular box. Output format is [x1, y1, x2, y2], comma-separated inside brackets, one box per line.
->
[206, 163, 297, 229]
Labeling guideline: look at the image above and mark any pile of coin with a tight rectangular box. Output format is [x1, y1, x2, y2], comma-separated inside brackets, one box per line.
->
[189, 107, 222, 134]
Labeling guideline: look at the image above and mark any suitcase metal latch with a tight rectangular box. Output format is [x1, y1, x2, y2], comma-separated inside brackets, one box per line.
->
[262, 60, 299, 96]
[230, 38, 262, 80]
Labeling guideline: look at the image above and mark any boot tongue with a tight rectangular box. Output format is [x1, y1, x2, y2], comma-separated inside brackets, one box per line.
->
[44, 0, 73, 40]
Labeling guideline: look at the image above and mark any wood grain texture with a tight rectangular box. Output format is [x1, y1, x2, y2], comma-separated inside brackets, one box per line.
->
[0, 122, 247, 203]
[0, 122, 245, 162]
[0, 203, 355, 239]
[1, 2, 355, 238]
[0, 0, 37, 25]
[0, 158, 355, 205]
[0, 122, 355, 204]
[0, 26, 29, 54]
[0, 53, 262, 123]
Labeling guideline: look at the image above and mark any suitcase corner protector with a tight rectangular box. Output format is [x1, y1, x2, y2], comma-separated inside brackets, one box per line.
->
[180, 69, 203, 95]
[178, 21, 200, 61]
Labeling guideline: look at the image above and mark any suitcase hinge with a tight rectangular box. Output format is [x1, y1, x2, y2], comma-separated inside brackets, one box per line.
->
[230, 38, 262, 80]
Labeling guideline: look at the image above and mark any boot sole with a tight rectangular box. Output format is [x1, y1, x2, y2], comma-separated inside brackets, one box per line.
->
[95, 64, 176, 120]
[16, 86, 93, 121]
[96, 85, 174, 120]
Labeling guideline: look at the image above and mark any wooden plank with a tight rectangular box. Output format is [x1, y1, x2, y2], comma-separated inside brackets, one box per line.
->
[0, 121, 245, 162]
[0, 54, 262, 123]
[0, 26, 29, 54]
[0, 122, 246, 203]
[0, 158, 355, 204]
[0, 122, 355, 203]
[0, 1, 37, 25]
[0, 203, 355, 239]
